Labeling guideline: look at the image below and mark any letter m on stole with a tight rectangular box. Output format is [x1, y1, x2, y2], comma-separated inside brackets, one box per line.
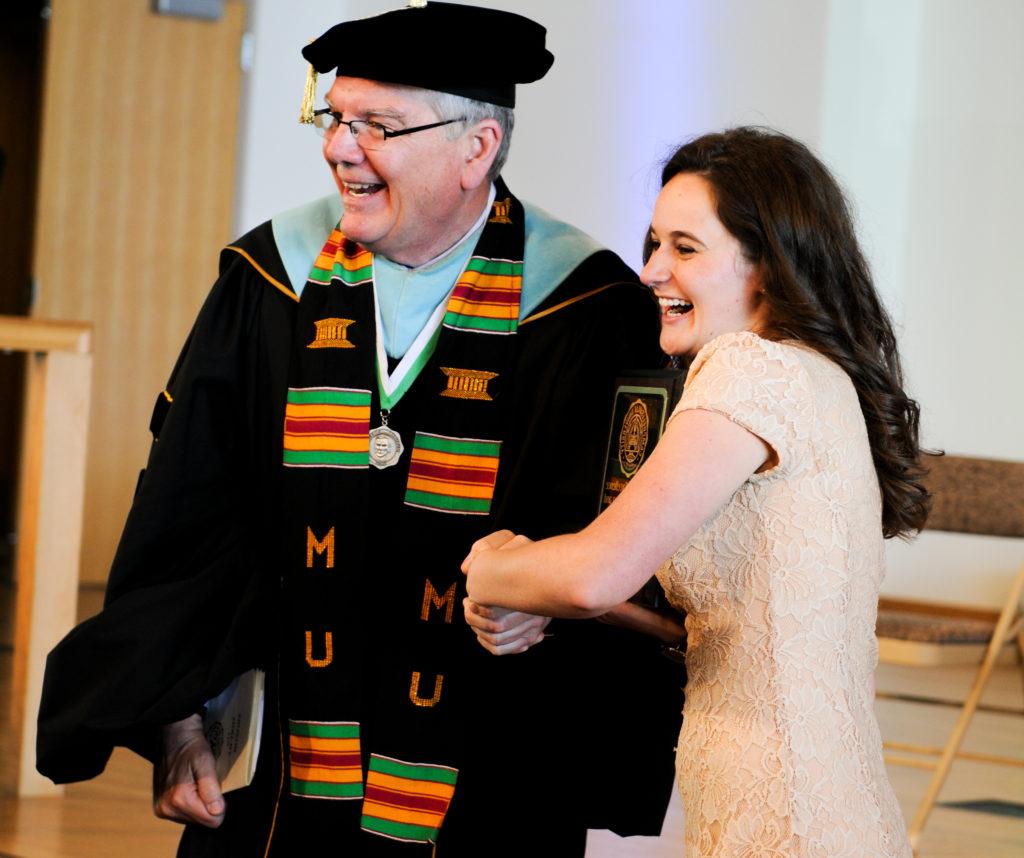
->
[307, 526, 335, 568]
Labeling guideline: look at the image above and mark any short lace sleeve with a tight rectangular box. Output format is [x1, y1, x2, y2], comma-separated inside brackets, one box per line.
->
[672, 332, 813, 478]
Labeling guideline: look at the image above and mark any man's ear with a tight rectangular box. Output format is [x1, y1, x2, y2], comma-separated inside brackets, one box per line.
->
[460, 119, 502, 191]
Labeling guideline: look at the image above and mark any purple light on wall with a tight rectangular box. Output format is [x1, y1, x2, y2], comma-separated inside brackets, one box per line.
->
[604, 1, 715, 268]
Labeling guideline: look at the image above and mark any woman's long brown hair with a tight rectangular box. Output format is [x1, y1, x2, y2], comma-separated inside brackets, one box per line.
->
[648, 127, 929, 537]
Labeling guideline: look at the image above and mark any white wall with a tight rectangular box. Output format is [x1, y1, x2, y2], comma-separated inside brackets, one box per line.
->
[898, 0, 1024, 466]
[234, 0, 1024, 611]
[233, 0, 349, 229]
[235, 0, 831, 265]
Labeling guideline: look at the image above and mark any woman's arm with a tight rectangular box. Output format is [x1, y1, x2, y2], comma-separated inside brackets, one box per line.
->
[463, 407, 771, 616]
[598, 601, 686, 643]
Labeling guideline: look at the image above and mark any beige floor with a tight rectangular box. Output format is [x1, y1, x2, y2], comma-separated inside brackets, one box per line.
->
[1, 588, 1021, 857]
[588, 662, 1024, 857]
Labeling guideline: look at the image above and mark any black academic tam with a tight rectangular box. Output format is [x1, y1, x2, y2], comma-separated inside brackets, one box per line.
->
[302, 1, 555, 107]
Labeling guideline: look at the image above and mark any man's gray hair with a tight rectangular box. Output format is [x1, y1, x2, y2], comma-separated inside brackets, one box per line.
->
[421, 90, 515, 182]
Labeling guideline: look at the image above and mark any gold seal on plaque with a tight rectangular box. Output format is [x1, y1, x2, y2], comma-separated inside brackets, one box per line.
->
[618, 399, 649, 477]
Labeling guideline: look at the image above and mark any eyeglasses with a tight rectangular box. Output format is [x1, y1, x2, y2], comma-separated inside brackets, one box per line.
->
[310, 109, 466, 150]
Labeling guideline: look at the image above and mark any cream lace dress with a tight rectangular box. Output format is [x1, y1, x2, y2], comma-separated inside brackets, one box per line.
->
[656, 332, 911, 857]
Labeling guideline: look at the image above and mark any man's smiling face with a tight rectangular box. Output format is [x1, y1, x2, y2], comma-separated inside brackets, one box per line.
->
[322, 77, 474, 267]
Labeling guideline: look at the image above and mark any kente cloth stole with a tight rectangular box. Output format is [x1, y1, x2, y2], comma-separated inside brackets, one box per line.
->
[278, 184, 524, 846]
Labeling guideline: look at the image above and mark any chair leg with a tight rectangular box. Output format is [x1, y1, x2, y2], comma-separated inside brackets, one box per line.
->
[906, 566, 1024, 850]
[1016, 623, 1024, 703]
[907, 648, 998, 848]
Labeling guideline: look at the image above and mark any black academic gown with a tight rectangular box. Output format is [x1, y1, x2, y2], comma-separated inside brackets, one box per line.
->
[38, 216, 684, 856]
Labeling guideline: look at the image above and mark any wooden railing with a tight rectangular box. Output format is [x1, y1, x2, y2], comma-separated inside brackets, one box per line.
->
[2, 316, 92, 796]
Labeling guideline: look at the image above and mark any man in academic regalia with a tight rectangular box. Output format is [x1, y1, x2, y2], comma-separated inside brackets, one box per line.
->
[37, 3, 683, 855]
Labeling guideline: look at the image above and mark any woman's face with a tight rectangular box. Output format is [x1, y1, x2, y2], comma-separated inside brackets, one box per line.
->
[641, 172, 766, 358]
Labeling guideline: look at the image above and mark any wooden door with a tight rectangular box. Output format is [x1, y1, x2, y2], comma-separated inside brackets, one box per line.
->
[30, 0, 246, 585]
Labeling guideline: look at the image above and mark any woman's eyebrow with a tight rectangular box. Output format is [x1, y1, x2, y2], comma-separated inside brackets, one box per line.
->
[653, 228, 706, 247]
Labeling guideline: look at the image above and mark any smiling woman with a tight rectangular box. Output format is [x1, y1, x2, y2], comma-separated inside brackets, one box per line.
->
[653, 127, 929, 539]
[463, 127, 928, 856]
[642, 172, 769, 358]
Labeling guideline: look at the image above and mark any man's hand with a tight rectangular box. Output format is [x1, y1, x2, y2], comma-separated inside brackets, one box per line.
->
[463, 600, 551, 655]
[153, 714, 225, 828]
[462, 530, 550, 653]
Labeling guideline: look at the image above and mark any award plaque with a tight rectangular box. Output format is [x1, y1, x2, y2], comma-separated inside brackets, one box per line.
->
[599, 370, 686, 619]
[599, 370, 685, 513]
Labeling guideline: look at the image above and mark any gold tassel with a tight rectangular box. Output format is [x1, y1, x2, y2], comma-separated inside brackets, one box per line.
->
[299, 61, 318, 125]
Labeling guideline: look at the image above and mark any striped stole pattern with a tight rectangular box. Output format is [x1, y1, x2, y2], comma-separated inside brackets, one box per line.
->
[280, 183, 526, 845]
[282, 387, 371, 468]
[443, 256, 522, 334]
[360, 754, 458, 844]
[308, 229, 373, 287]
[404, 432, 501, 515]
[289, 720, 363, 799]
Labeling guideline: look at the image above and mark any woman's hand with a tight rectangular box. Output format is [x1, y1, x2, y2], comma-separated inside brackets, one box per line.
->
[461, 529, 525, 573]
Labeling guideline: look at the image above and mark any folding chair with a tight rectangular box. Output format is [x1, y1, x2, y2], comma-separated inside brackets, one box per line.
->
[875, 454, 1024, 854]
